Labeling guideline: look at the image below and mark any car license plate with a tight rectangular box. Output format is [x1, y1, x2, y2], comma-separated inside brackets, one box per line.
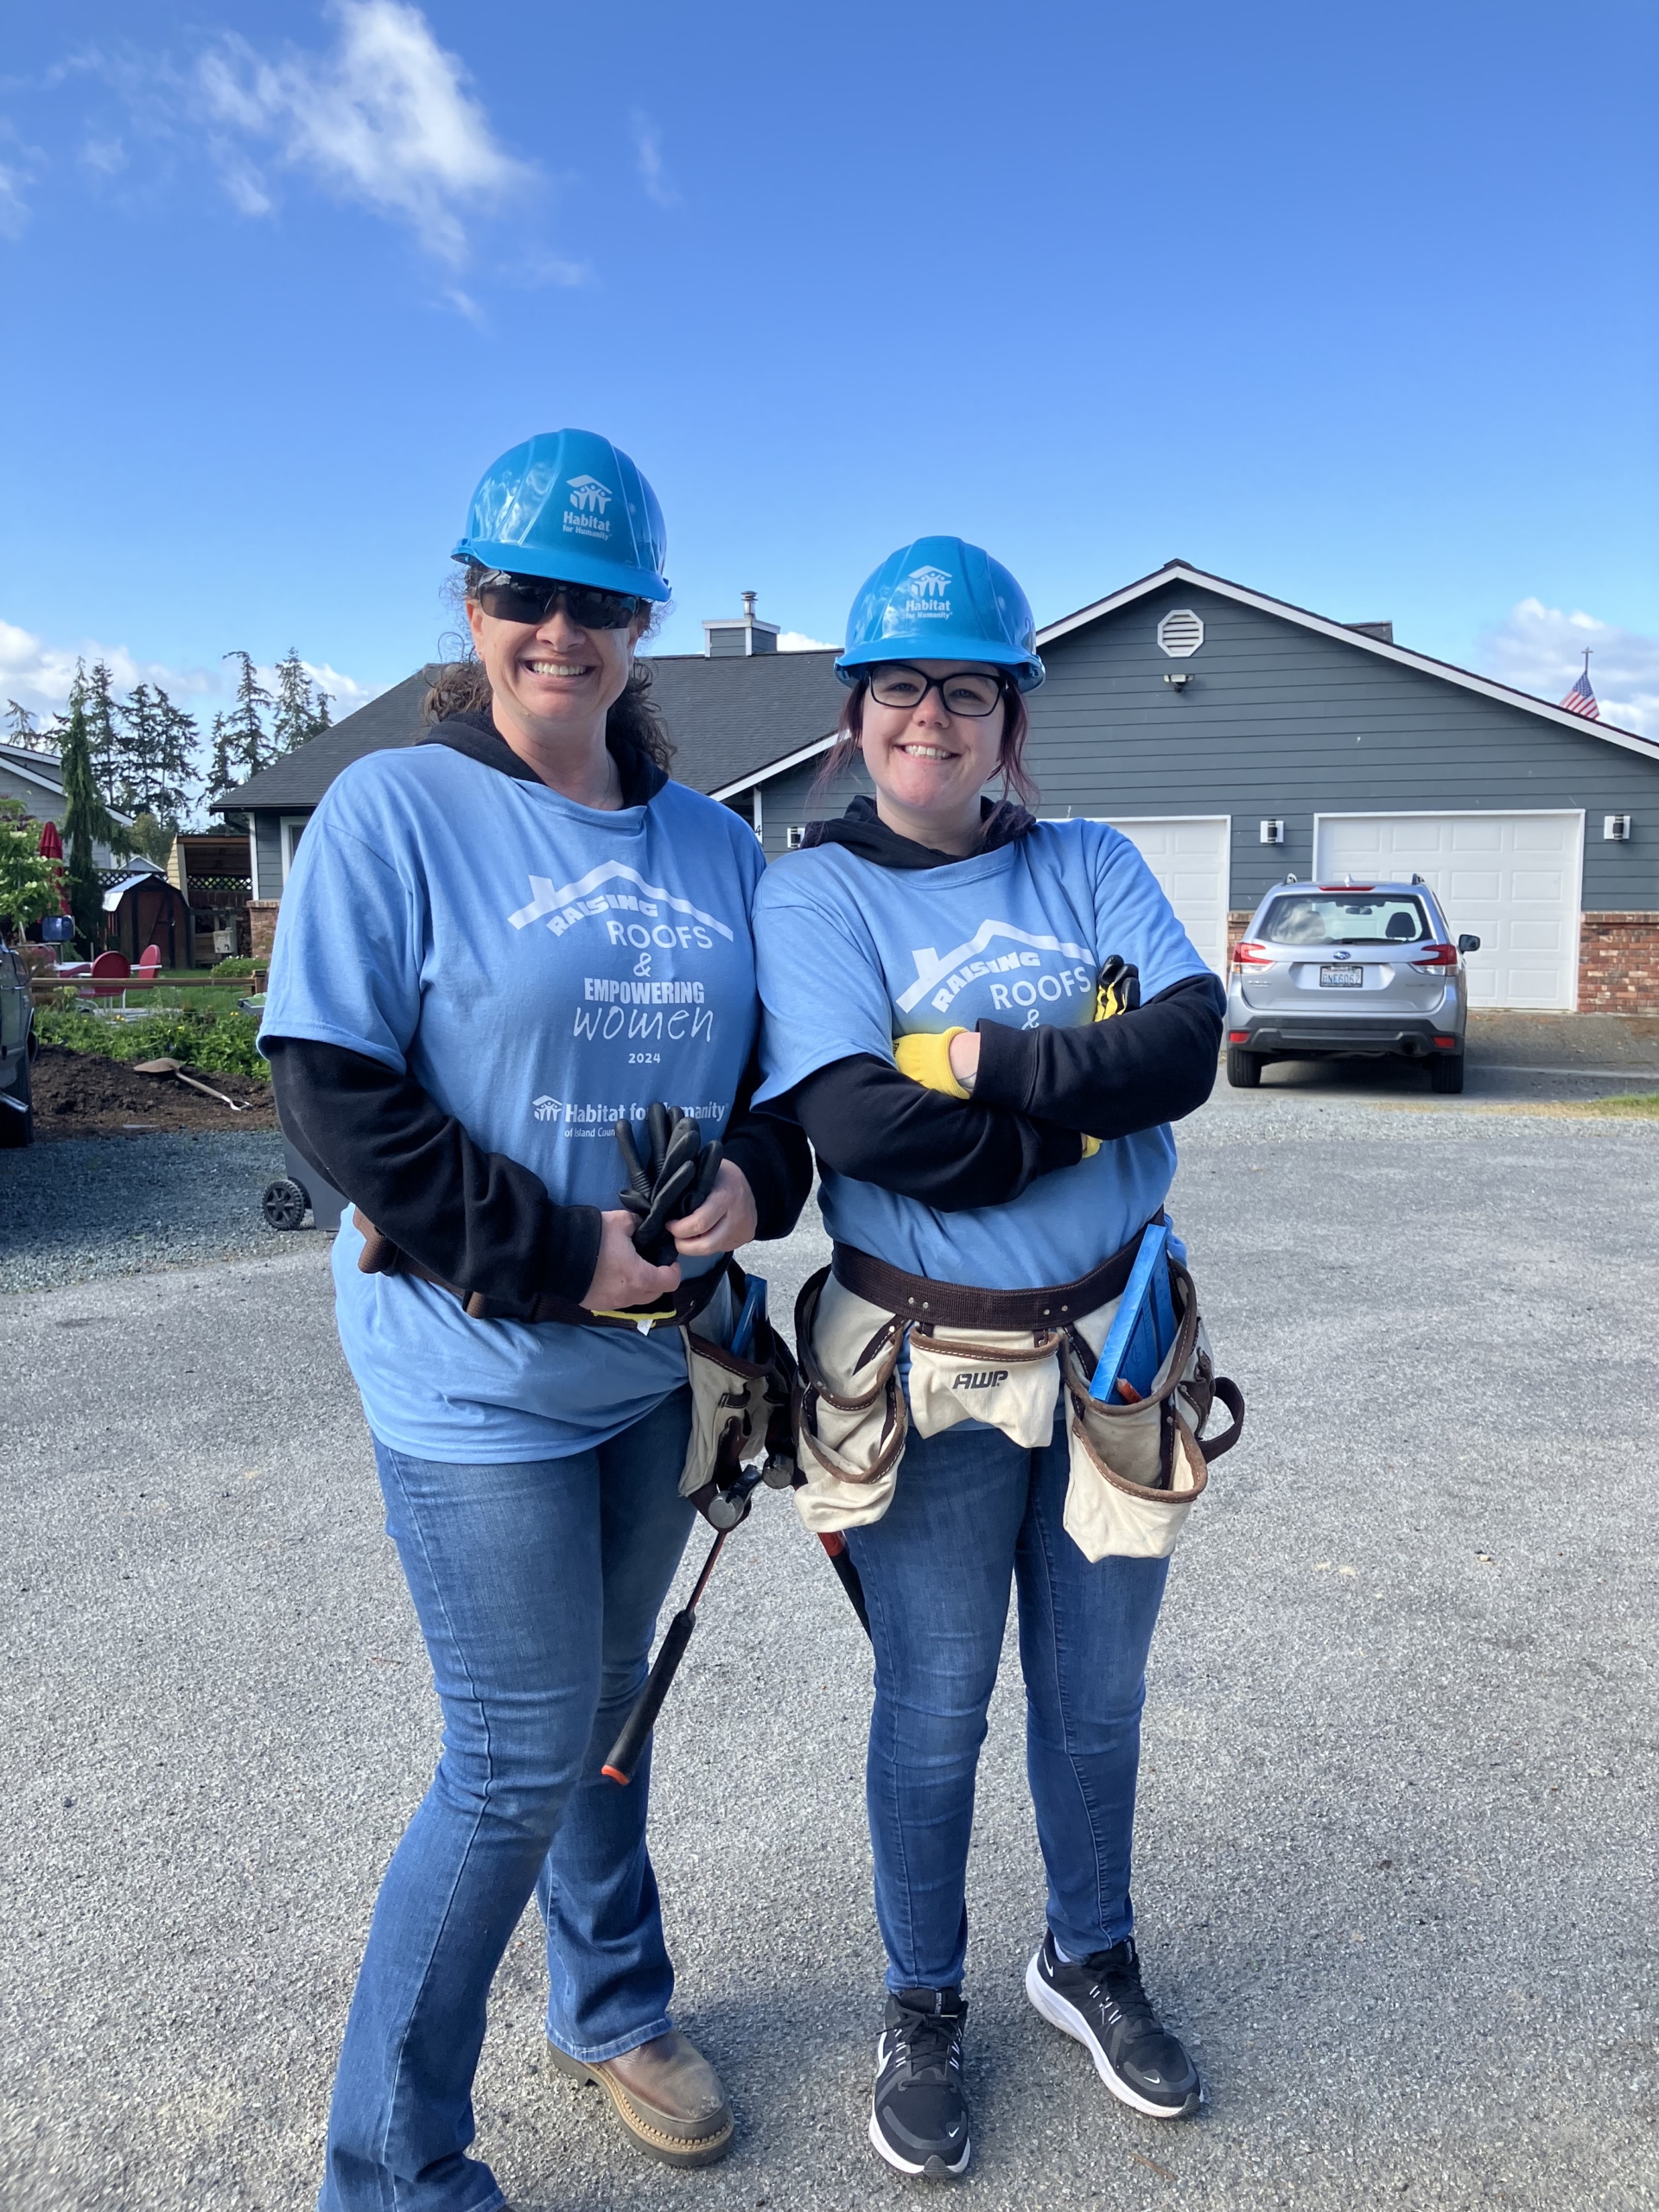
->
[1320, 963, 1363, 988]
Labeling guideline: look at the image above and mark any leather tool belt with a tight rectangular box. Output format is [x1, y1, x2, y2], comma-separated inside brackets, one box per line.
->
[793, 1217, 1244, 1561]
[353, 1213, 728, 1332]
[830, 1222, 1155, 1335]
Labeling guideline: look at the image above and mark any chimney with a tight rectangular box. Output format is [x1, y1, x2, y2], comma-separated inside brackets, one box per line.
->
[702, 591, 780, 658]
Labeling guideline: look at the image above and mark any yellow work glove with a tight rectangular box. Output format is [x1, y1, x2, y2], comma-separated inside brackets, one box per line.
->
[1094, 953, 1141, 1021]
[1077, 955, 1140, 1159]
[893, 1027, 971, 1099]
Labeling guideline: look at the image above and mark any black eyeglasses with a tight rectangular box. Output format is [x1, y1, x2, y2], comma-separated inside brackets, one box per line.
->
[474, 571, 645, 629]
[867, 664, 1006, 718]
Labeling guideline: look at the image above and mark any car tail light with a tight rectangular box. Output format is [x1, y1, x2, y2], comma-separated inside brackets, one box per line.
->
[1230, 940, 1274, 967]
[1409, 943, 1459, 969]
[1228, 1030, 1250, 1043]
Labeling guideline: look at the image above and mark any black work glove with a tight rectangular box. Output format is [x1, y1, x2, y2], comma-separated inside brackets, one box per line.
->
[616, 1103, 724, 1265]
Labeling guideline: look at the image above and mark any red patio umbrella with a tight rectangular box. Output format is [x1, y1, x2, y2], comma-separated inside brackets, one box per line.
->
[36, 820, 63, 861]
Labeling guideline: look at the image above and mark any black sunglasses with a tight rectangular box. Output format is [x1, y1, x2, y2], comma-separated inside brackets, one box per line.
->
[474, 571, 645, 629]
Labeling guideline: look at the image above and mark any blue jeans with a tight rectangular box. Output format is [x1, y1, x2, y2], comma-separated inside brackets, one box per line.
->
[845, 1415, 1170, 1993]
[319, 1389, 696, 2212]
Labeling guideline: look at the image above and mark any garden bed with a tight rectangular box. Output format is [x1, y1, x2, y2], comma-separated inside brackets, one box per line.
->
[29, 1045, 279, 1141]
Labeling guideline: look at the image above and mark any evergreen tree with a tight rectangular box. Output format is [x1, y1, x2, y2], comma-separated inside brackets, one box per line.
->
[3, 700, 59, 754]
[221, 650, 276, 782]
[313, 686, 333, 733]
[116, 682, 197, 823]
[272, 648, 332, 753]
[83, 660, 124, 809]
[206, 710, 239, 801]
[59, 664, 128, 954]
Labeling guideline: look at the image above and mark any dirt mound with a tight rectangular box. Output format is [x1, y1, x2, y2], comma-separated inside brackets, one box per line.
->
[29, 1046, 280, 1141]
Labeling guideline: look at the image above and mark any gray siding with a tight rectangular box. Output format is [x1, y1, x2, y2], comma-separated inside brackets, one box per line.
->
[753, 749, 869, 858]
[747, 583, 1659, 903]
[1024, 583, 1659, 911]
[253, 813, 285, 901]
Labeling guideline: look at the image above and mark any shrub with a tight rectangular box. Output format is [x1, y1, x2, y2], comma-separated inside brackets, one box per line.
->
[34, 1002, 269, 1079]
[209, 955, 263, 976]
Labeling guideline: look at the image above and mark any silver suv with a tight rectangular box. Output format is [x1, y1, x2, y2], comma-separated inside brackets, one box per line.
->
[1225, 879, 1480, 1095]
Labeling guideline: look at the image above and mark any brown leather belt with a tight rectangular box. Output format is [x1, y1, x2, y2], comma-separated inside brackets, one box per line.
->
[353, 1214, 728, 1332]
[830, 1217, 1161, 1334]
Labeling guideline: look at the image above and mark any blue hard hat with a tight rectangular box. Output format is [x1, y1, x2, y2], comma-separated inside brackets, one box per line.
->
[452, 429, 670, 602]
[836, 535, 1044, 692]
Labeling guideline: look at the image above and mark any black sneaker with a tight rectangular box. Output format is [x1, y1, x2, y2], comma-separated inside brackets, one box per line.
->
[1025, 1932, 1200, 2120]
[868, 1986, 971, 2178]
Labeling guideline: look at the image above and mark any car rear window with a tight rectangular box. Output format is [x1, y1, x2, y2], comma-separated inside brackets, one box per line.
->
[1258, 893, 1432, 947]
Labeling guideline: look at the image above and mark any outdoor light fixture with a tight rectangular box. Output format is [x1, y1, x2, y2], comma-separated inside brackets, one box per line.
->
[1605, 814, 1632, 842]
[1163, 671, 1191, 690]
[1260, 819, 1285, 844]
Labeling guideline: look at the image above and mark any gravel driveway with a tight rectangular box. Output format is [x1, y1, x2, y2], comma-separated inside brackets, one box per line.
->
[2, 1090, 1655, 2211]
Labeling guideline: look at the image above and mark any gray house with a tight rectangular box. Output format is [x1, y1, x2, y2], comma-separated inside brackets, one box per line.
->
[213, 567, 1659, 1011]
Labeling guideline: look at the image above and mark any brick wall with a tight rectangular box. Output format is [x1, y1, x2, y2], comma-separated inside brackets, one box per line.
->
[1578, 912, 1659, 1013]
[1226, 911, 1253, 963]
[247, 899, 281, 962]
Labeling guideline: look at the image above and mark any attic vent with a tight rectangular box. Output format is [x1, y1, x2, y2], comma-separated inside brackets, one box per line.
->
[1156, 609, 1204, 658]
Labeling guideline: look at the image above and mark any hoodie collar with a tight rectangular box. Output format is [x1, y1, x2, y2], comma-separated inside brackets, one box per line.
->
[800, 792, 1036, 872]
[419, 713, 667, 806]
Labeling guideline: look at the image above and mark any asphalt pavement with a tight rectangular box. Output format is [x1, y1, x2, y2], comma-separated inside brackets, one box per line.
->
[2, 1083, 1656, 2211]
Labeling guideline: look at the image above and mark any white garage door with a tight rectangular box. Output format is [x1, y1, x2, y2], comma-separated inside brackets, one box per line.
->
[1313, 811, 1584, 1010]
[1103, 817, 1231, 975]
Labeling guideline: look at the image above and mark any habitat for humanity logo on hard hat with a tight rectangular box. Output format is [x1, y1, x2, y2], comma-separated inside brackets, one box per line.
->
[899, 566, 952, 620]
[564, 474, 613, 538]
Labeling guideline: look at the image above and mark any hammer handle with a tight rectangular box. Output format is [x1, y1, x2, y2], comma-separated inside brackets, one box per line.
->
[601, 1606, 696, 1784]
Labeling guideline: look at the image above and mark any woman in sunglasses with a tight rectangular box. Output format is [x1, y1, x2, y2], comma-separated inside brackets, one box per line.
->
[752, 538, 1228, 2177]
[262, 429, 809, 2212]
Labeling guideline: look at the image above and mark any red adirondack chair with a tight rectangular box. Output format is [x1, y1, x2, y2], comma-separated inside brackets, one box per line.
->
[86, 951, 131, 1001]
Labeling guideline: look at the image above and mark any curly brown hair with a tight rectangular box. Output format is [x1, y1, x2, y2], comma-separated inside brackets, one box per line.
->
[423, 562, 674, 772]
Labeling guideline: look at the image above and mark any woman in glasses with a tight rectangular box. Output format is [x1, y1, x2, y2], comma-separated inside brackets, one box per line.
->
[752, 538, 1228, 2177]
[262, 429, 809, 2212]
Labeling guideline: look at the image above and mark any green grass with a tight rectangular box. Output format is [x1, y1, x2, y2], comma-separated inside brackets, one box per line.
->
[1569, 1090, 1659, 1119]
[34, 1001, 269, 1079]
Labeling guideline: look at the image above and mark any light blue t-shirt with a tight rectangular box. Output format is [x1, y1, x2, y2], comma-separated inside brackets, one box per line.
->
[262, 742, 765, 1460]
[753, 820, 1209, 1290]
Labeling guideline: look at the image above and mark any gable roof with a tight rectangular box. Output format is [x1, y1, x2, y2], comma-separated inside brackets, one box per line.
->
[207, 671, 434, 813]
[208, 650, 846, 813]
[1040, 560, 1659, 763]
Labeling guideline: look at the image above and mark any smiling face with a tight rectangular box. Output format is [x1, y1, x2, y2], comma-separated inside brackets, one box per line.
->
[466, 588, 649, 753]
[857, 660, 1008, 851]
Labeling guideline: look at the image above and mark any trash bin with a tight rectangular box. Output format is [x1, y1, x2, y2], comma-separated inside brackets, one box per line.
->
[262, 1138, 347, 1234]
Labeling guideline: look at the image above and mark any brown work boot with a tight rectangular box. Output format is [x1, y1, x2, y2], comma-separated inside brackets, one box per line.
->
[548, 2029, 734, 2167]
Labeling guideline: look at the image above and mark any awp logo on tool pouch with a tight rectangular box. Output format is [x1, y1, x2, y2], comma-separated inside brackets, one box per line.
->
[952, 1370, 1010, 1391]
[899, 564, 952, 620]
[563, 474, 613, 539]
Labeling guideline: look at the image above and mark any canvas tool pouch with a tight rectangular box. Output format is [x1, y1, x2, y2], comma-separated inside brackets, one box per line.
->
[678, 1265, 800, 1517]
[906, 1322, 1063, 1446]
[1058, 1257, 1244, 1563]
[791, 1267, 909, 1534]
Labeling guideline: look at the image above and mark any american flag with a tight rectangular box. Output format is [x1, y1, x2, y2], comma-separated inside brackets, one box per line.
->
[1560, 658, 1599, 720]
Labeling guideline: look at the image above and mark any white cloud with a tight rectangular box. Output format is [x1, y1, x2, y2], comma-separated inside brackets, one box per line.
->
[777, 632, 836, 652]
[0, 620, 378, 723]
[631, 109, 678, 209]
[197, 1, 535, 264]
[0, 120, 46, 240]
[0, 165, 28, 239]
[1478, 598, 1659, 737]
[79, 134, 127, 177]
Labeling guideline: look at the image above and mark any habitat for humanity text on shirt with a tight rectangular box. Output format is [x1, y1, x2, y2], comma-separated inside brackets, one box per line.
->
[753, 818, 1211, 1290]
[262, 744, 764, 1459]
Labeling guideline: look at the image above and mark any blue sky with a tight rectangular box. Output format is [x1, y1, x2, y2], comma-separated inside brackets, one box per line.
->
[2, 0, 1656, 745]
